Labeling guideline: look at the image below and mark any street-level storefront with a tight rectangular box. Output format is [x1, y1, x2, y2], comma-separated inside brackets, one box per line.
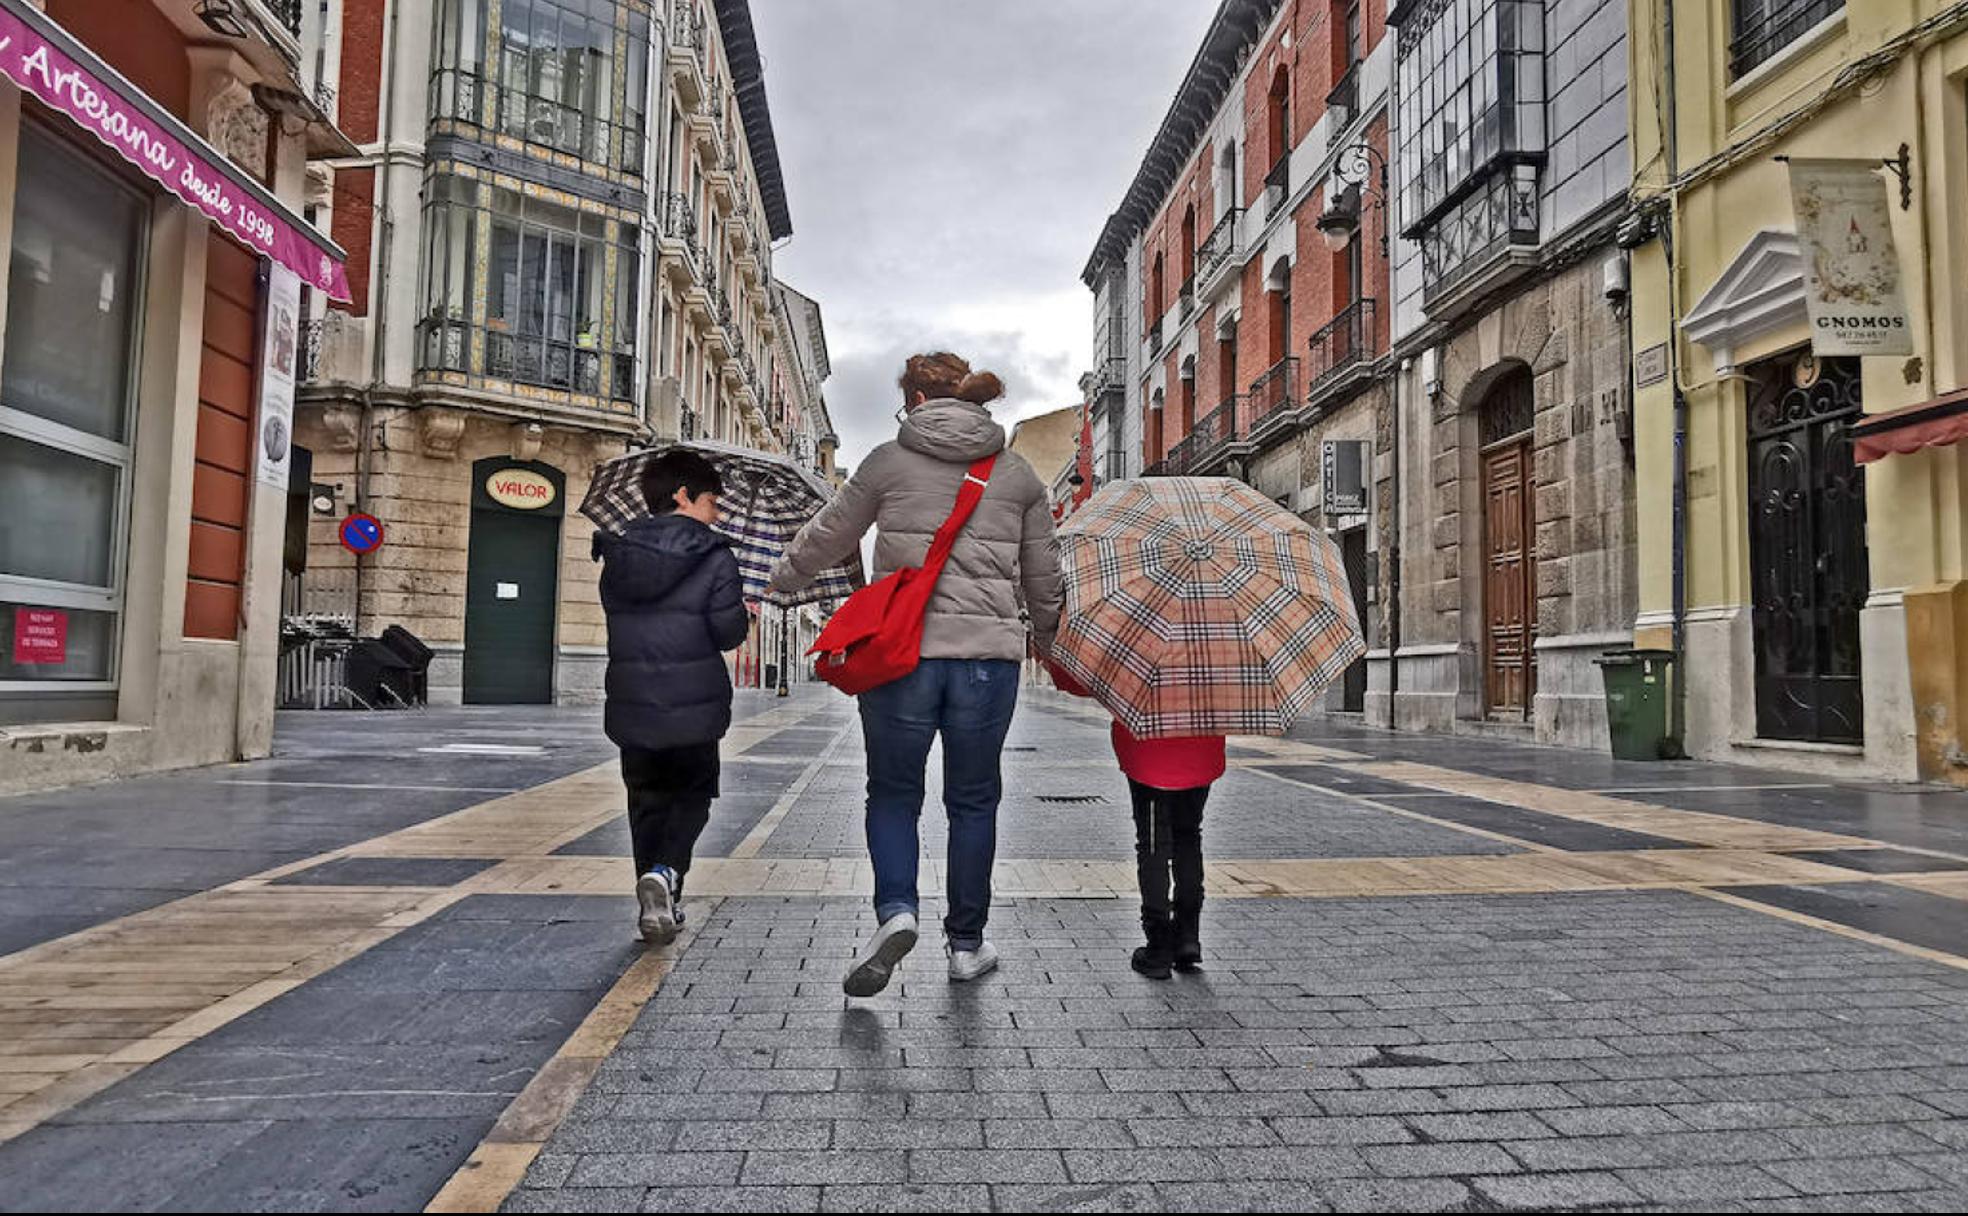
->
[1628, 0, 1968, 785]
[0, 0, 348, 793]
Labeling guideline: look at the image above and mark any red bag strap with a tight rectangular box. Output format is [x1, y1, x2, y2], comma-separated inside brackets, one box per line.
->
[922, 456, 998, 569]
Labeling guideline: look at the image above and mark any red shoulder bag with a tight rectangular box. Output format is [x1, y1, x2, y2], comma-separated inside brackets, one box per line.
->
[807, 456, 997, 695]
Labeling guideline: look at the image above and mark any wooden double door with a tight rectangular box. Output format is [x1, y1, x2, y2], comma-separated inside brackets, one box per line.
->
[1482, 436, 1536, 717]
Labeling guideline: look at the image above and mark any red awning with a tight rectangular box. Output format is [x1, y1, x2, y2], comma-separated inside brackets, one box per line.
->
[0, 0, 351, 301]
[1851, 389, 1968, 465]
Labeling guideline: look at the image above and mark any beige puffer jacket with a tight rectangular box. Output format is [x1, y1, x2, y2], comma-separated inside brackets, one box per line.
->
[768, 399, 1064, 662]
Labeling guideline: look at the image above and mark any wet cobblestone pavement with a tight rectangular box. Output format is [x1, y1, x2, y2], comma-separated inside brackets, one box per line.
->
[1, 689, 1965, 1211]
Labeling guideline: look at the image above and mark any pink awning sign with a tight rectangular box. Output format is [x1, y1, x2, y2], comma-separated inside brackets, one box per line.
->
[0, 0, 352, 302]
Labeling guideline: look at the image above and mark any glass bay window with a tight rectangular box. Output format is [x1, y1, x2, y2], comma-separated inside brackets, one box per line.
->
[1396, 0, 1545, 290]
[418, 175, 641, 406]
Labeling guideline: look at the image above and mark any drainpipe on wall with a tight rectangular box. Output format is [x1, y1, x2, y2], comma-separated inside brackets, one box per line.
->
[1663, 0, 1689, 758]
[1388, 358, 1403, 726]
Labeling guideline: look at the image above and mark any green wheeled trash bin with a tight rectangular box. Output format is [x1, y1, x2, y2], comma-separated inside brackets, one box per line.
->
[1595, 649, 1674, 761]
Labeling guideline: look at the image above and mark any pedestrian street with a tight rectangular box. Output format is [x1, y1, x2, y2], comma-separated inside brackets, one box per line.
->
[0, 690, 1965, 1211]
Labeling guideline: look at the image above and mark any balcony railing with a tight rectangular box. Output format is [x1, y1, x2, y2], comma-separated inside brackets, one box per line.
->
[1326, 62, 1359, 125]
[419, 316, 635, 403]
[1166, 399, 1239, 477]
[1304, 297, 1378, 407]
[429, 68, 644, 175]
[1144, 315, 1163, 353]
[260, 0, 303, 38]
[1246, 355, 1301, 436]
[1729, 0, 1842, 78]
[1143, 459, 1171, 478]
[1091, 356, 1128, 399]
[1178, 273, 1196, 322]
[1265, 154, 1291, 218]
[299, 317, 324, 382]
[1197, 208, 1242, 286]
[660, 191, 701, 244]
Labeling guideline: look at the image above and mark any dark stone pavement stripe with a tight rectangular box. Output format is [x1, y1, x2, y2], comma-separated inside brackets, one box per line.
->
[1774, 848, 1968, 876]
[1726, 882, 1968, 959]
[271, 856, 502, 887]
[1261, 767, 1698, 852]
[0, 894, 642, 1213]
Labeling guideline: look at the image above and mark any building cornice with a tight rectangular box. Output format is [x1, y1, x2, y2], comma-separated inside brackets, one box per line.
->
[1082, 0, 1281, 285]
[713, 0, 792, 241]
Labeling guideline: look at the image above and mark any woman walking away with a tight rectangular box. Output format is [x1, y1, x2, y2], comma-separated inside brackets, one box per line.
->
[769, 353, 1064, 997]
[1046, 663, 1223, 978]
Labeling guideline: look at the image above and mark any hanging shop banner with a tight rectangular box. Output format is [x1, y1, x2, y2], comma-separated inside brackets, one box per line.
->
[1786, 158, 1913, 357]
[256, 263, 303, 490]
[0, 0, 351, 302]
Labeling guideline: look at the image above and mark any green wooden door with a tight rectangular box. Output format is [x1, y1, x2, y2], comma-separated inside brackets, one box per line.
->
[464, 460, 564, 704]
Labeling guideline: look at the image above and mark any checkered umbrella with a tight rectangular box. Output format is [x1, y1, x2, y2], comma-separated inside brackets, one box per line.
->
[1051, 477, 1366, 739]
[581, 441, 863, 607]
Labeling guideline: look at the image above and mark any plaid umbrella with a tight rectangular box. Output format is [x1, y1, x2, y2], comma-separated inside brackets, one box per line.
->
[581, 441, 863, 607]
[1051, 477, 1366, 739]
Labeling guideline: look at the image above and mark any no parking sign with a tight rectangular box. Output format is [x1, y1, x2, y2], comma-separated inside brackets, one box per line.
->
[339, 513, 385, 556]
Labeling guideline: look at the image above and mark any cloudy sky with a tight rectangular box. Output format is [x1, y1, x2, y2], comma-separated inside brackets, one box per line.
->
[751, 1, 1216, 469]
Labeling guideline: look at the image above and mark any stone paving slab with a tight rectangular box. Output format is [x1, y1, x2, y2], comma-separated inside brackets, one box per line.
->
[509, 891, 1968, 1213]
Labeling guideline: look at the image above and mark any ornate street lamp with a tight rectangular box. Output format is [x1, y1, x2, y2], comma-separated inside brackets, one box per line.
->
[1315, 142, 1390, 257]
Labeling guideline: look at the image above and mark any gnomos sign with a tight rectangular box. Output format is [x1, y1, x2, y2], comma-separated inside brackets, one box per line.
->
[486, 468, 557, 510]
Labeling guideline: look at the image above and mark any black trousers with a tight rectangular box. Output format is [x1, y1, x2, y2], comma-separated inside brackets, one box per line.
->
[1128, 780, 1209, 921]
[620, 743, 720, 879]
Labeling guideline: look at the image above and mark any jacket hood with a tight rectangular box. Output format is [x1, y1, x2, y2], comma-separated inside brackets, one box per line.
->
[898, 398, 1007, 464]
[599, 514, 730, 592]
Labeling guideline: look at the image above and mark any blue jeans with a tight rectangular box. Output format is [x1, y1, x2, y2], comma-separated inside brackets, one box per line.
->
[858, 658, 1020, 951]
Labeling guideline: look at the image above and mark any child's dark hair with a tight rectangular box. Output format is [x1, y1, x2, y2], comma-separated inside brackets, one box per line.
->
[641, 449, 723, 513]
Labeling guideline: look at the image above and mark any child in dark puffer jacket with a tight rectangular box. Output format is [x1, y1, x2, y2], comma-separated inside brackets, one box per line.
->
[1046, 662, 1226, 979]
[594, 450, 749, 945]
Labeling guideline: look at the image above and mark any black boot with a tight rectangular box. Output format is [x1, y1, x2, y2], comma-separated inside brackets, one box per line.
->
[1172, 900, 1203, 973]
[1131, 914, 1174, 981]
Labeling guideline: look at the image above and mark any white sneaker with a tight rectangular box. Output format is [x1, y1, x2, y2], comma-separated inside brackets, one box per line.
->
[635, 867, 679, 945]
[843, 912, 919, 998]
[947, 941, 1000, 983]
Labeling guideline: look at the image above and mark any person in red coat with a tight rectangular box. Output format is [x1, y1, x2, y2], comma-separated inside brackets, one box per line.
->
[1045, 662, 1225, 980]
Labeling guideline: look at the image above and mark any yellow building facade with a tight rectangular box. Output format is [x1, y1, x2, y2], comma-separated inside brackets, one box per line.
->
[1627, 0, 1968, 785]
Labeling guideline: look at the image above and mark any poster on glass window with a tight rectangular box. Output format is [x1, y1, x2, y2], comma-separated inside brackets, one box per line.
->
[256, 262, 303, 491]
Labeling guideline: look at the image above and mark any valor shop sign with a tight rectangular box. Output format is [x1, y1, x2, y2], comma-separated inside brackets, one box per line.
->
[485, 468, 557, 510]
[12, 608, 66, 666]
[0, 0, 351, 302]
[1787, 158, 1913, 357]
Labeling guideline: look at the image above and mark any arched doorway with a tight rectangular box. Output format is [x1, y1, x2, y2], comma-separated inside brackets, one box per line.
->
[1478, 367, 1535, 717]
[464, 457, 566, 704]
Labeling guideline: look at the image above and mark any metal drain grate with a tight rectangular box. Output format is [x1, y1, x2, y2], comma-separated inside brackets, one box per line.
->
[1035, 794, 1107, 805]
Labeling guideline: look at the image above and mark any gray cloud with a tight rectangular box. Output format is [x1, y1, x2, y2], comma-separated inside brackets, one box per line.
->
[752, 0, 1215, 465]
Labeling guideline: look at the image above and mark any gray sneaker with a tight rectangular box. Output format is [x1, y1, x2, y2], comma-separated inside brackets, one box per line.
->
[843, 913, 919, 998]
[947, 941, 1000, 983]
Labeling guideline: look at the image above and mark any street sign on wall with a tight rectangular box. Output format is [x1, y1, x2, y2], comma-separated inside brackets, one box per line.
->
[339, 513, 384, 556]
[1323, 440, 1369, 515]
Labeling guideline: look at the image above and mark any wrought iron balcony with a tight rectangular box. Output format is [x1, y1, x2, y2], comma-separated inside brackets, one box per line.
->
[1144, 315, 1163, 353]
[1326, 62, 1359, 125]
[299, 317, 324, 382]
[1304, 297, 1378, 409]
[1197, 208, 1242, 288]
[1178, 273, 1196, 323]
[1730, 0, 1842, 79]
[1246, 355, 1301, 439]
[260, 0, 302, 38]
[1143, 459, 1171, 478]
[1091, 356, 1128, 400]
[1265, 154, 1291, 218]
[1188, 394, 1244, 472]
[679, 404, 699, 441]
